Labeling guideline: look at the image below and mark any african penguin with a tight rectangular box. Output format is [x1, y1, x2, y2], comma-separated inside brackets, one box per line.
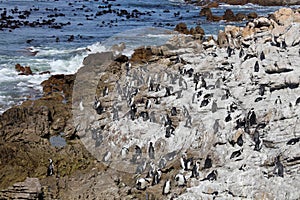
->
[230, 149, 243, 159]
[273, 156, 284, 178]
[201, 170, 217, 181]
[148, 142, 155, 159]
[162, 179, 171, 195]
[136, 177, 150, 190]
[204, 155, 212, 169]
[175, 173, 186, 187]
[47, 159, 54, 176]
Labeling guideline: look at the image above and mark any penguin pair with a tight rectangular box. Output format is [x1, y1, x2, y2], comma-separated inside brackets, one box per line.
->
[180, 153, 193, 171]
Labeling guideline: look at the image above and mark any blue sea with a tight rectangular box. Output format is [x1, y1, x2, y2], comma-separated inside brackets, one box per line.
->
[0, 0, 297, 113]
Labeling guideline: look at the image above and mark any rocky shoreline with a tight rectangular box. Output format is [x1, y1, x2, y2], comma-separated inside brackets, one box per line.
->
[186, 0, 300, 6]
[1, 7, 300, 200]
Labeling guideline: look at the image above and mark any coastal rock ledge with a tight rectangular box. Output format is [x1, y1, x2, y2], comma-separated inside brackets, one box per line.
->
[0, 7, 300, 200]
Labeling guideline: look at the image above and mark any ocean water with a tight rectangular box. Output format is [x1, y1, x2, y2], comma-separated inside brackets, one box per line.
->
[0, 0, 297, 114]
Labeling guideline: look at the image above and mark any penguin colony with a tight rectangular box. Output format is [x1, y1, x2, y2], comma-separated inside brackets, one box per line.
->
[76, 13, 300, 199]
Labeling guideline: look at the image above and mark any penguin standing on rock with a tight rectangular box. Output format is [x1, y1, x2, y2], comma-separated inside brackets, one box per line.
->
[148, 142, 155, 159]
[136, 178, 150, 190]
[93, 96, 103, 115]
[201, 170, 217, 181]
[254, 61, 259, 72]
[162, 179, 171, 195]
[47, 159, 54, 176]
[204, 155, 212, 169]
[191, 161, 200, 178]
[230, 149, 243, 159]
[273, 156, 284, 177]
[175, 173, 186, 186]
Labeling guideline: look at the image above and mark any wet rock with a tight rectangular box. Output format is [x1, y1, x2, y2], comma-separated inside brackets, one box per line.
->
[15, 63, 33, 75]
[248, 12, 258, 19]
[174, 22, 190, 34]
[223, 9, 237, 21]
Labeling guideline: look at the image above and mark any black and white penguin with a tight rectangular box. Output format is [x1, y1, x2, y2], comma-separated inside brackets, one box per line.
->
[95, 134, 103, 147]
[213, 119, 220, 134]
[254, 60, 259, 72]
[136, 158, 147, 174]
[273, 156, 284, 177]
[275, 96, 282, 105]
[247, 109, 256, 126]
[140, 111, 149, 121]
[149, 111, 156, 123]
[164, 114, 172, 127]
[237, 134, 244, 147]
[131, 145, 142, 163]
[148, 142, 155, 159]
[201, 170, 217, 181]
[162, 179, 171, 195]
[171, 107, 177, 116]
[204, 155, 212, 169]
[149, 81, 155, 92]
[295, 97, 300, 106]
[125, 61, 131, 75]
[191, 161, 200, 178]
[130, 103, 137, 120]
[155, 83, 161, 92]
[165, 86, 171, 97]
[184, 115, 192, 128]
[136, 177, 150, 190]
[93, 96, 103, 115]
[154, 97, 161, 105]
[253, 129, 263, 151]
[286, 137, 300, 145]
[227, 46, 233, 57]
[239, 48, 244, 58]
[158, 157, 167, 169]
[175, 173, 186, 187]
[180, 153, 193, 171]
[225, 113, 232, 122]
[120, 146, 129, 159]
[200, 76, 207, 89]
[260, 51, 265, 60]
[47, 159, 54, 176]
[259, 84, 265, 96]
[176, 90, 183, 99]
[103, 86, 109, 97]
[145, 99, 151, 109]
[112, 104, 119, 121]
[165, 125, 175, 138]
[211, 99, 217, 113]
[230, 149, 243, 159]
[102, 151, 111, 162]
[152, 168, 162, 186]
[186, 68, 194, 77]
[200, 98, 210, 107]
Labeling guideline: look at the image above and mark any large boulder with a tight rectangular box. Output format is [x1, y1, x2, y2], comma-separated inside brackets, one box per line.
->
[272, 7, 300, 26]
[223, 9, 237, 21]
[284, 23, 300, 46]
[174, 22, 190, 34]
